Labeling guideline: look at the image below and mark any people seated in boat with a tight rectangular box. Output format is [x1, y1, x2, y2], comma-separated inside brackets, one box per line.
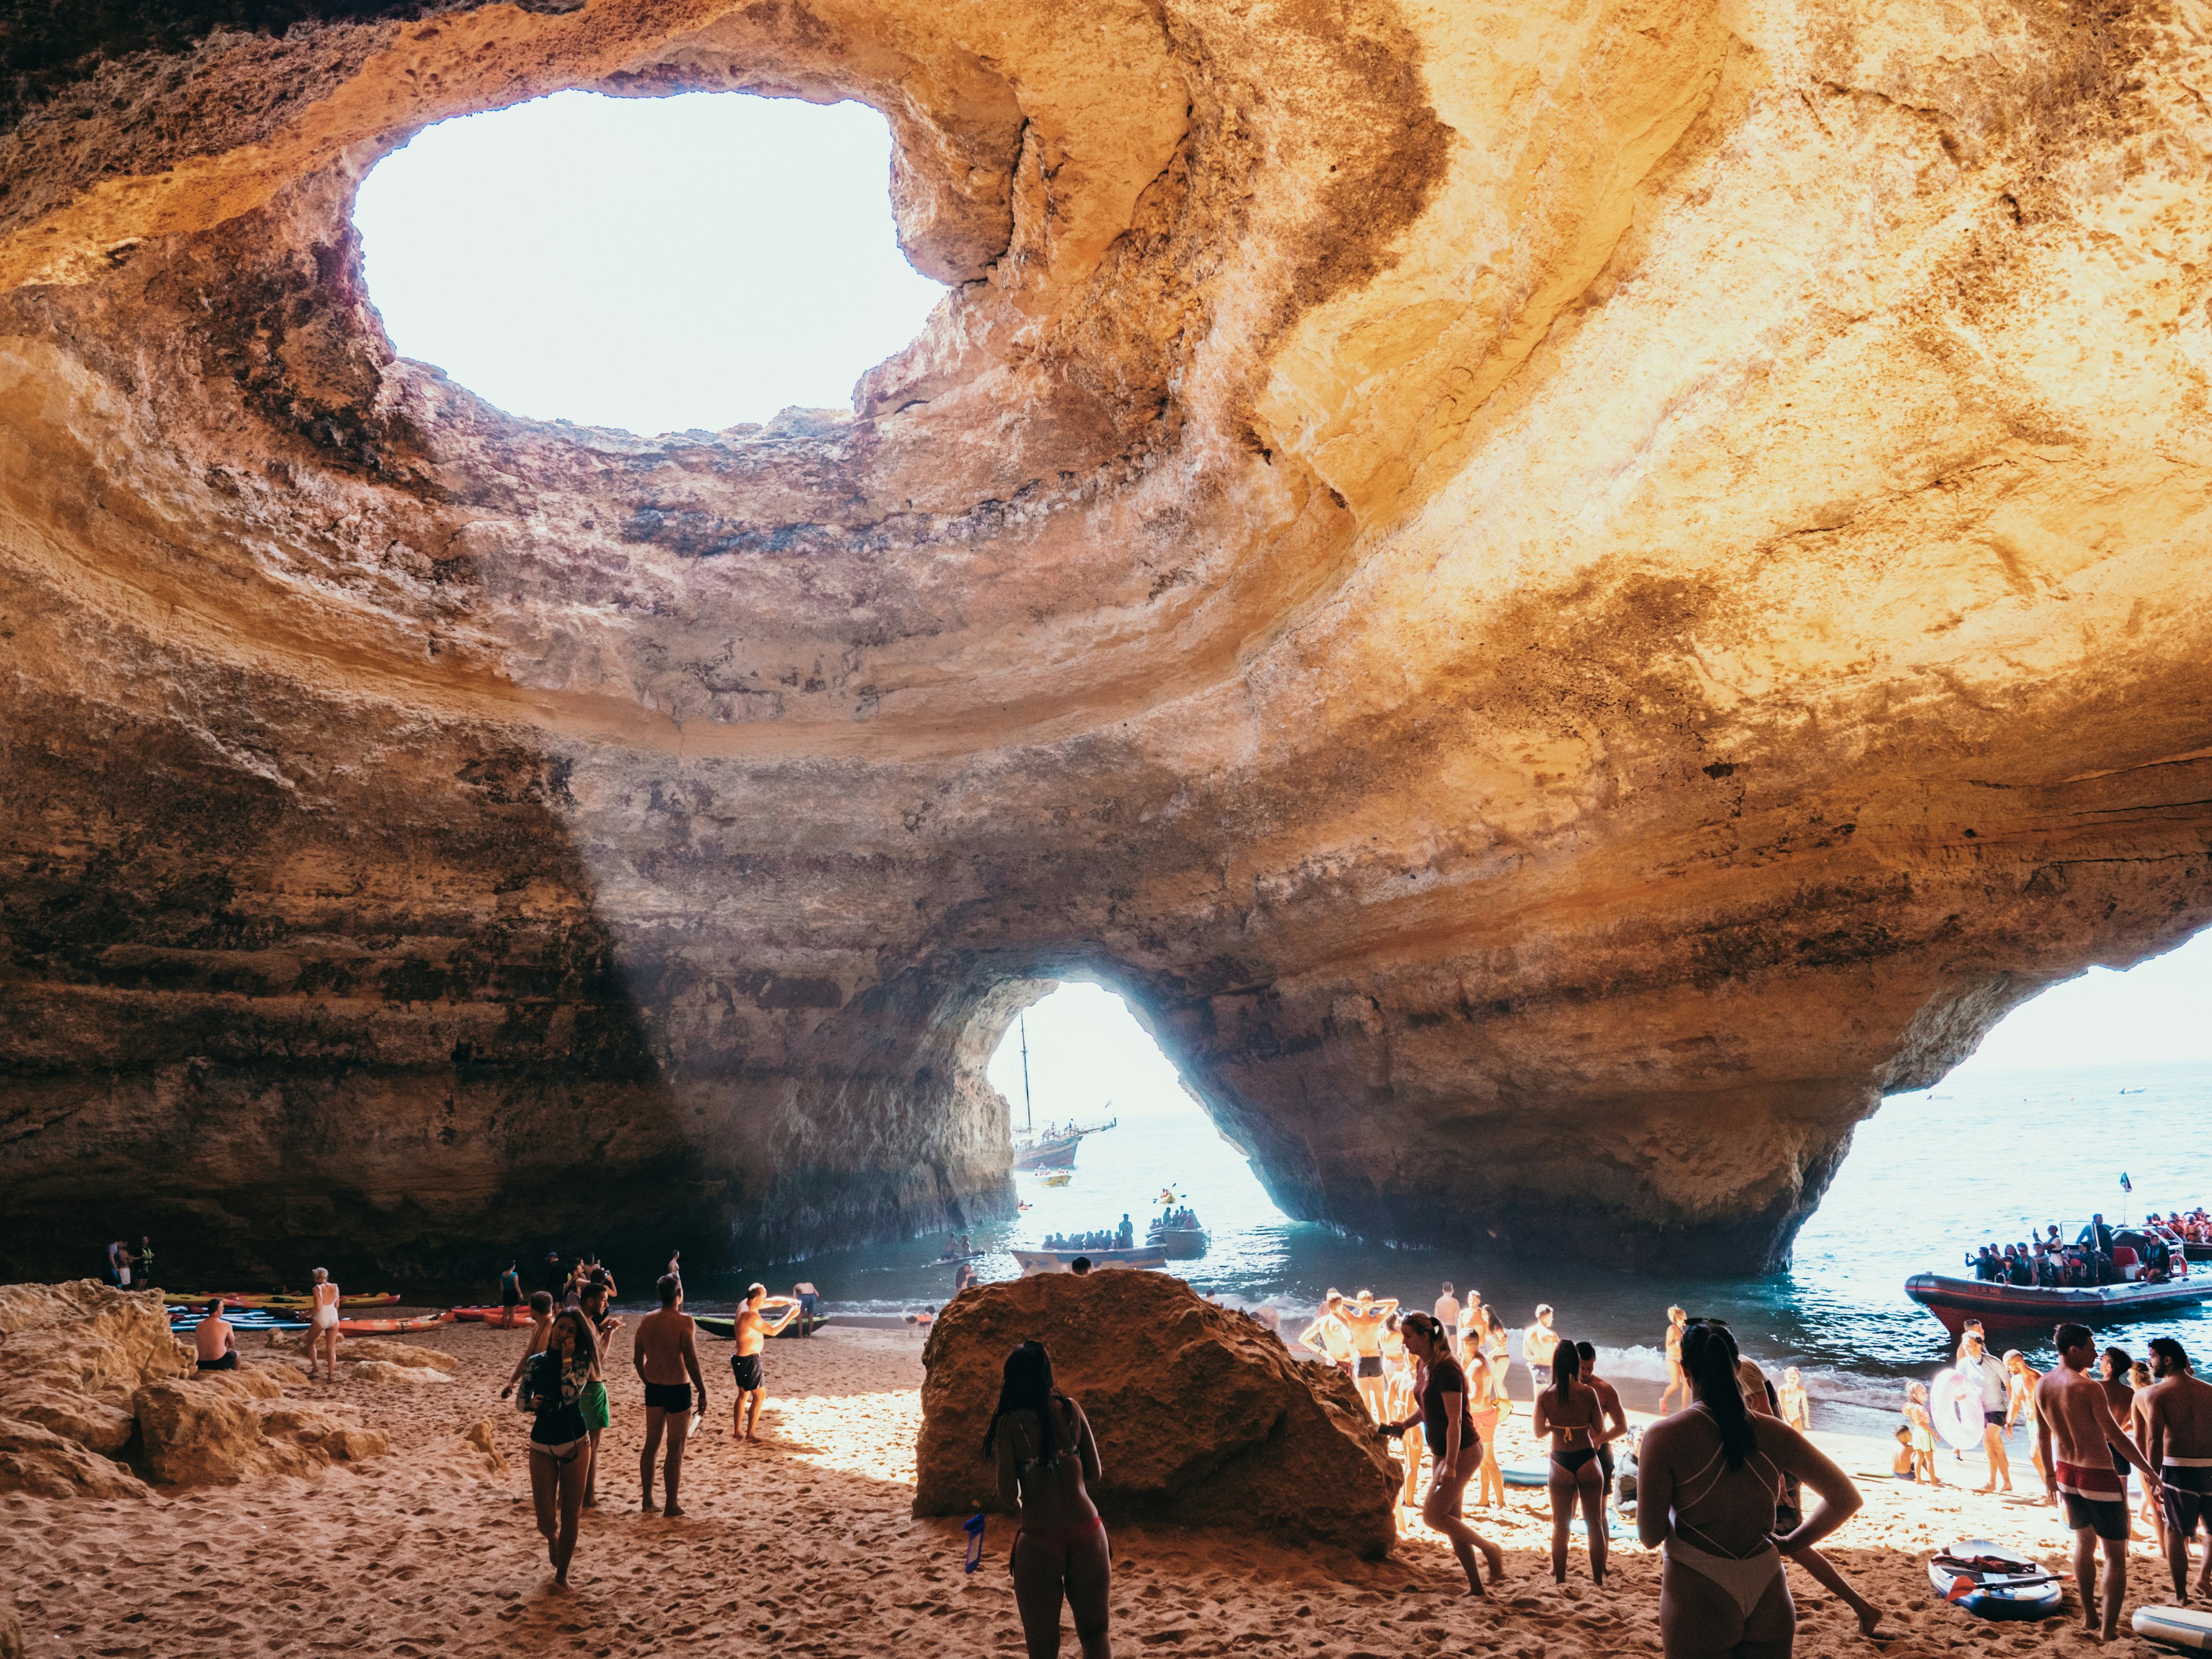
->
[1969, 1245, 2002, 1282]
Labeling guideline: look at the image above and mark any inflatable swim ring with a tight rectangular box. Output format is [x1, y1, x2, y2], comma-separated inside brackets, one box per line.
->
[1930, 1368, 1982, 1452]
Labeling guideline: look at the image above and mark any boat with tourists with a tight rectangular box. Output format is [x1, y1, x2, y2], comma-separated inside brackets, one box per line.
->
[1009, 1244, 1170, 1274]
[1006, 1009, 1117, 1169]
[1145, 1206, 1209, 1260]
[1907, 1220, 2212, 1336]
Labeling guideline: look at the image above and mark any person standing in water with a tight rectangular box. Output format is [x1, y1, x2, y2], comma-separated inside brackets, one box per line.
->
[1658, 1306, 1690, 1415]
[1384, 1312, 1505, 1596]
[1638, 1321, 1864, 1657]
[987, 1340, 1111, 1659]
[2143, 1337, 2212, 1604]
[1532, 1339, 1611, 1585]
[305, 1268, 342, 1383]
[632, 1274, 706, 1516]
[730, 1282, 801, 1442]
[2039, 1322, 2166, 1642]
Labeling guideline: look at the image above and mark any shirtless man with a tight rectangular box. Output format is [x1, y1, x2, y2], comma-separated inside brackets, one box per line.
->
[632, 1274, 706, 1515]
[1524, 1304, 1561, 1392]
[730, 1282, 801, 1442]
[1297, 1290, 1357, 1382]
[2143, 1338, 2212, 1603]
[1435, 1282, 1461, 1334]
[2005, 1350, 2051, 1503]
[1339, 1290, 1400, 1422]
[1575, 1341, 1629, 1518]
[2037, 1322, 2166, 1641]
[193, 1300, 238, 1370]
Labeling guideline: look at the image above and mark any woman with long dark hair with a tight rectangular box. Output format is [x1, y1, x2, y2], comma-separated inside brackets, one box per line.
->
[1531, 1336, 1610, 1585]
[521, 1305, 599, 1586]
[1635, 1321, 1863, 1657]
[1384, 1312, 1506, 1595]
[986, 1342, 1111, 1659]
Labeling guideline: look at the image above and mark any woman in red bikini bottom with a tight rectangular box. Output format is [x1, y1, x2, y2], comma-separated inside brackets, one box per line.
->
[987, 1341, 1111, 1659]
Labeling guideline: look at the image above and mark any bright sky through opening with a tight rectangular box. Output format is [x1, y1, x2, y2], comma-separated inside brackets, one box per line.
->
[353, 91, 946, 436]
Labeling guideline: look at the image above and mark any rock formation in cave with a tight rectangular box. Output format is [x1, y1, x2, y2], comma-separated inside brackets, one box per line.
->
[3, 0, 2210, 1278]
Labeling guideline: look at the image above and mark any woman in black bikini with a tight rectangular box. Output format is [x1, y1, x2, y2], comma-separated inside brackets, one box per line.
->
[522, 1306, 597, 1587]
[1385, 1312, 1506, 1596]
[987, 1342, 1111, 1659]
[1531, 1337, 1611, 1585]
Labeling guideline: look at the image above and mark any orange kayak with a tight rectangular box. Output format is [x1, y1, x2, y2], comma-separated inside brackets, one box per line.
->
[450, 1306, 529, 1323]
[334, 1311, 454, 1336]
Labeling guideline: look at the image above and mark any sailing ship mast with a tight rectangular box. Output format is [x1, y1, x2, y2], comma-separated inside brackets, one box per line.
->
[1018, 1012, 1033, 1135]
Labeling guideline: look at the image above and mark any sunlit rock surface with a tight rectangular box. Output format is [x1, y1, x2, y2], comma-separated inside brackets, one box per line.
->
[3, 0, 2211, 1278]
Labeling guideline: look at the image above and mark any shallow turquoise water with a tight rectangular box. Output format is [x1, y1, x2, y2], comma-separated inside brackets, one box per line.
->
[711, 1060, 2212, 1413]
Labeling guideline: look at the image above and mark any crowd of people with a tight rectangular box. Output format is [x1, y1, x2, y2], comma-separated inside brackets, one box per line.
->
[497, 1259, 801, 1586]
[1041, 1215, 1136, 1253]
[1154, 1206, 1201, 1233]
[1967, 1211, 2197, 1286]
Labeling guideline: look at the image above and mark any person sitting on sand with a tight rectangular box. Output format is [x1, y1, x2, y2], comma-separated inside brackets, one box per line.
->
[2040, 1323, 2167, 1641]
[633, 1274, 706, 1516]
[1903, 1382, 1940, 1486]
[1384, 1312, 1506, 1597]
[1533, 1339, 1611, 1585]
[305, 1268, 342, 1383]
[987, 1340, 1112, 1659]
[2143, 1337, 2212, 1604]
[1638, 1320, 1865, 1657]
[1658, 1306, 1690, 1414]
[521, 1305, 596, 1587]
[1296, 1290, 1355, 1381]
[732, 1282, 801, 1442]
[501, 1291, 556, 1399]
[1339, 1290, 1399, 1422]
[1891, 1425, 1916, 1479]
[193, 1300, 238, 1370]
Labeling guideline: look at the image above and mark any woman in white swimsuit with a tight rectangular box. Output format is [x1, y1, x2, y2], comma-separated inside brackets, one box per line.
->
[306, 1268, 342, 1383]
[1635, 1321, 1863, 1657]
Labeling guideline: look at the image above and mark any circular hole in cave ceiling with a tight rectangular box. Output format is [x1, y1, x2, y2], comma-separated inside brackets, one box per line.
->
[353, 90, 947, 438]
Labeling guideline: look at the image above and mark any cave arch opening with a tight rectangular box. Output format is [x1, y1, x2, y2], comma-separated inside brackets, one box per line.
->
[351, 89, 946, 436]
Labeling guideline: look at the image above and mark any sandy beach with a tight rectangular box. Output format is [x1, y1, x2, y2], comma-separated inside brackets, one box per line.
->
[6, 1313, 2200, 1657]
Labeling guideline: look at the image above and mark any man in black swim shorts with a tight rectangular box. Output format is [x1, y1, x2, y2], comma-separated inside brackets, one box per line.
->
[730, 1282, 800, 1442]
[631, 1274, 706, 1516]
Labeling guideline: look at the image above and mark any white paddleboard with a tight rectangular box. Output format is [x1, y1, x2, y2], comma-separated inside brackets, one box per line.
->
[2135, 1605, 2212, 1651]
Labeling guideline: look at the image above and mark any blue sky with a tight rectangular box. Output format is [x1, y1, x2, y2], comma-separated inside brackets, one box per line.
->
[353, 90, 945, 434]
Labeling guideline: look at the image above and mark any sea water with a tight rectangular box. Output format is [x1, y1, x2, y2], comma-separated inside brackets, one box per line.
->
[742, 1060, 2212, 1423]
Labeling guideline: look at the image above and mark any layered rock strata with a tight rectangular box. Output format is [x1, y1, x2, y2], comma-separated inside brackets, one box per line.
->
[3, 0, 2211, 1275]
[915, 1271, 1397, 1556]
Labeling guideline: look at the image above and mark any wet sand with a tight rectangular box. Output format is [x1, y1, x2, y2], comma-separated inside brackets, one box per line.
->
[6, 1317, 2198, 1656]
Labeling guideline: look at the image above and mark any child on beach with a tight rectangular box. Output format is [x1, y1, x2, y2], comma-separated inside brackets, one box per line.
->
[1904, 1382, 1941, 1485]
[1892, 1425, 1916, 1479]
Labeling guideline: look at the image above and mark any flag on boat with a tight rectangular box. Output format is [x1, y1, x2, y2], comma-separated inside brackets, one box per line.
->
[2122, 1172, 2134, 1193]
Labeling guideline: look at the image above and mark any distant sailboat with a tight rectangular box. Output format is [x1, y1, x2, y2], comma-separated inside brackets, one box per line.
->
[1010, 1013, 1116, 1169]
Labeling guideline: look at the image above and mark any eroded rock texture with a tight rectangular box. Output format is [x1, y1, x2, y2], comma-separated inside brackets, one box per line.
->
[3, 0, 2210, 1277]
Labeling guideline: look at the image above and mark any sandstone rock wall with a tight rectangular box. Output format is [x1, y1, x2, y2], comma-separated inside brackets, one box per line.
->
[915, 1271, 1397, 1556]
[2, 0, 2209, 1274]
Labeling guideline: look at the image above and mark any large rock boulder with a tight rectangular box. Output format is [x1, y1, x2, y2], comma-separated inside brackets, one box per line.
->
[916, 1272, 1396, 1557]
[131, 1375, 387, 1484]
[0, 1281, 187, 1494]
[0, 1418, 150, 1500]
